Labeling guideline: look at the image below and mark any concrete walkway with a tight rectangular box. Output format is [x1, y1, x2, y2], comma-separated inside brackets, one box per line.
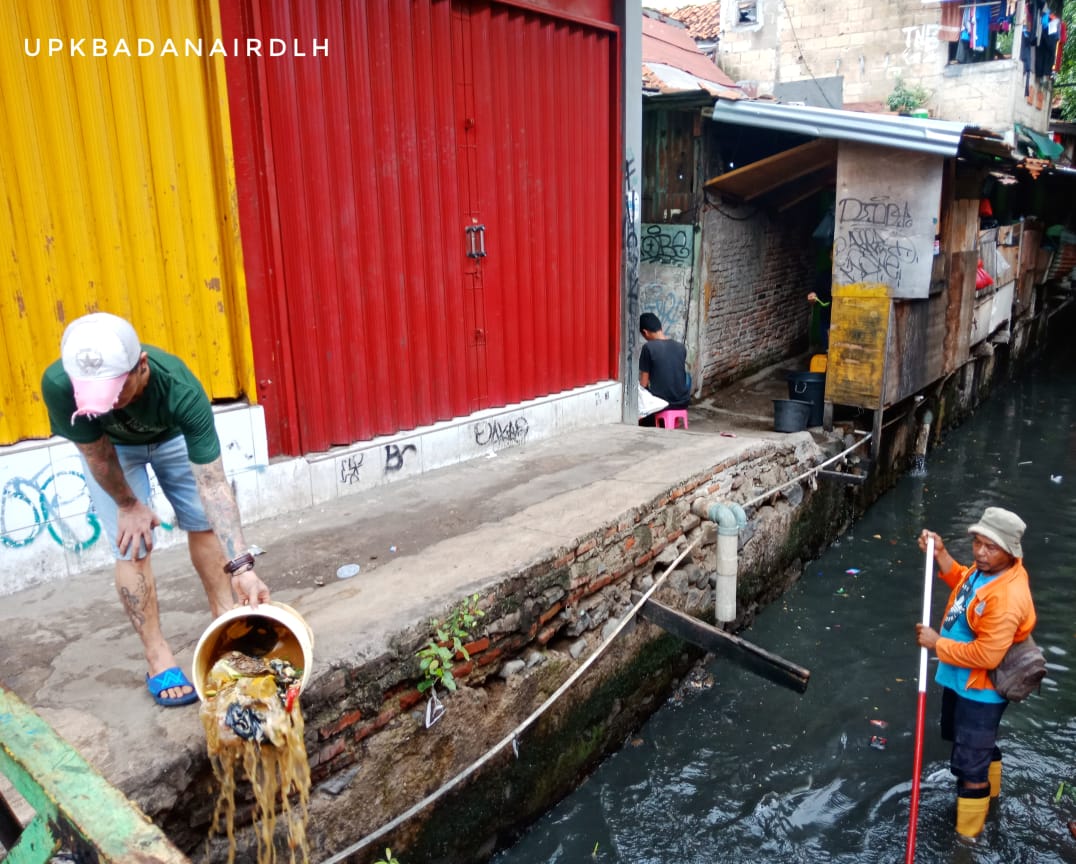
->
[0, 360, 820, 824]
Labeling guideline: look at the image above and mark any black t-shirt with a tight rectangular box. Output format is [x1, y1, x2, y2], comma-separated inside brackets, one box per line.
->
[639, 338, 690, 408]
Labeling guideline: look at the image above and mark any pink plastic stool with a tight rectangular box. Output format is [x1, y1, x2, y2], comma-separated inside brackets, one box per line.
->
[654, 409, 689, 429]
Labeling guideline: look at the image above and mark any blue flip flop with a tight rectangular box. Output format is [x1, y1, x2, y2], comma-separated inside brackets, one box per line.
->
[146, 666, 199, 707]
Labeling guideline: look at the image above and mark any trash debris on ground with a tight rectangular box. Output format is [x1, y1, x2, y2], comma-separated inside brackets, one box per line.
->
[870, 719, 889, 729]
[336, 563, 361, 579]
[869, 735, 887, 750]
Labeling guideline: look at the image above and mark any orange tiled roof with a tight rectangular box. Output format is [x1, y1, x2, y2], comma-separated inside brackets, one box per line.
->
[657, 2, 720, 40]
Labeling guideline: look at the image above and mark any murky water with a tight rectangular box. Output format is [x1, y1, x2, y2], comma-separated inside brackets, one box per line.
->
[493, 350, 1076, 864]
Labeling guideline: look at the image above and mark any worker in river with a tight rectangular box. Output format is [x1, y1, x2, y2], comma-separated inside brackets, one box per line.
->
[915, 507, 1036, 838]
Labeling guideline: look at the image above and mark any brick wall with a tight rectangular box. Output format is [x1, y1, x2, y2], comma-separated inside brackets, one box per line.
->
[698, 201, 816, 390]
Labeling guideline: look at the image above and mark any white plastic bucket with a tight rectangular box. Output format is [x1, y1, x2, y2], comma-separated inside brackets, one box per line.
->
[191, 601, 314, 702]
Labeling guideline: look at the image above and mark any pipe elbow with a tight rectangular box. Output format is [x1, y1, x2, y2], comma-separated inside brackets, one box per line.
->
[707, 502, 747, 536]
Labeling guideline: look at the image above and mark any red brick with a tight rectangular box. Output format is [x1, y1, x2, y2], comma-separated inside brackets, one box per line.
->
[398, 688, 424, 712]
[459, 636, 490, 658]
[665, 529, 684, 545]
[318, 738, 347, 764]
[539, 602, 562, 625]
[624, 536, 636, 551]
[319, 708, 363, 740]
[477, 646, 503, 667]
[576, 538, 597, 556]
[537, 624, 559, 645]
[634, 550, 655, 567]
[553, 551, 575, 568]
[453, 660, 474, 679]
[585, 573, 614, 596]
[567, 587, 586, 607]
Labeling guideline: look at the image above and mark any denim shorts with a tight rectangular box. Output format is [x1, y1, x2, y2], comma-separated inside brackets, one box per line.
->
[940, 686, 1007, 785]
[80, 435, 211, 559]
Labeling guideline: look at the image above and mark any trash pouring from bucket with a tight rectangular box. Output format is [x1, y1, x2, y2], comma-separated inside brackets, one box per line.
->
[192, 601, 314, 702]
[773, 399, 812, 433]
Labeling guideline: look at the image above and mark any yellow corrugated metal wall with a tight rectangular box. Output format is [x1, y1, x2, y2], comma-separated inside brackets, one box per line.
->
[0, 0, 255, 446]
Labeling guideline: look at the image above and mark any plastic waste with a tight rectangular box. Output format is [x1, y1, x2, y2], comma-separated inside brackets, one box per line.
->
[336, 563, 361, 579]
[1050, 474, 1063, 483]
[869, 735, 887, 750]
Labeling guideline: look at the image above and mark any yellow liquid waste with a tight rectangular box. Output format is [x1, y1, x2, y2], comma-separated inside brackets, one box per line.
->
[200, 619, 311, 864]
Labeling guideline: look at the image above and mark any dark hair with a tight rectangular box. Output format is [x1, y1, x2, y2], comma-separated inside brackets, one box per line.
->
[639, 312, 662, 334]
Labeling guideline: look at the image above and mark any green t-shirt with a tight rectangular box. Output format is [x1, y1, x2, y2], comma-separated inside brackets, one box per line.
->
[41, 345, 222, 465]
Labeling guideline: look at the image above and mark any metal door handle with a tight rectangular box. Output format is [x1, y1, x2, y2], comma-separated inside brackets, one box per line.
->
[465, 224, 487, 259]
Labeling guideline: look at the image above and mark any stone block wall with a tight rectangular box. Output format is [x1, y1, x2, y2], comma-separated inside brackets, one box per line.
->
[178, 435, 852, 863]
[698, 201, 816, 390]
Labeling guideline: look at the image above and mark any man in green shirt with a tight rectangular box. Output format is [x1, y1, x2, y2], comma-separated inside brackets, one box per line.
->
[41, 312, 270, 707]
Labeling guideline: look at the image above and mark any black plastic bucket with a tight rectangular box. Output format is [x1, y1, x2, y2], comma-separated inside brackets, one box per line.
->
[786, 371, 825, 427]
[773, 399, 812, 433]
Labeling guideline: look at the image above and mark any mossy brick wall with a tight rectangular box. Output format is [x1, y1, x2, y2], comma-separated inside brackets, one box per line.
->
[171, 436, 862, 863]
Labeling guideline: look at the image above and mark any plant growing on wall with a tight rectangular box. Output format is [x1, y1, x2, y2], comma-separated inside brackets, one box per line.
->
[886, 78, 930, 114]
[415, 593, 485, 696]
[1060, 2, 1076, 120]
[374, 849, 401, 864]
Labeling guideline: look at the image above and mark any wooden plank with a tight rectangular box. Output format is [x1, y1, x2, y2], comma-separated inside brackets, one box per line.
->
[832, 141, 943, 299]
[639, 599, 810, 693]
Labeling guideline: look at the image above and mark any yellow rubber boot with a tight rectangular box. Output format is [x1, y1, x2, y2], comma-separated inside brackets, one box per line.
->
[956, 794, 990, 838]
[988, 759, 1002, 799]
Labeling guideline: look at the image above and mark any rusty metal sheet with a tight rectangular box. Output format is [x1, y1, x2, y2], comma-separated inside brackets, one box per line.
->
[826, 284, 890, 409]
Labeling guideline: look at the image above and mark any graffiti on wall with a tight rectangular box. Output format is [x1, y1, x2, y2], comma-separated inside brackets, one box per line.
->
[640, 224, 692, 265]
[639, 223, 694, 344]
[624, 155, 641, 374]
[473, 416, 530, 449]
[901, 24, 942, 66]
[1, 466, 100, 550]
[832, 145, 942, 300]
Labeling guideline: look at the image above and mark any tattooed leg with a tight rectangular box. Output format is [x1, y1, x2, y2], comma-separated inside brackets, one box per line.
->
[188, 529, 233, 617]
[114, 557, 191, 702]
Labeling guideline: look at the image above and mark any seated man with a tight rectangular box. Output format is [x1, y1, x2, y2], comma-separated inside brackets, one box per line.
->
[638, 312, 691, 426]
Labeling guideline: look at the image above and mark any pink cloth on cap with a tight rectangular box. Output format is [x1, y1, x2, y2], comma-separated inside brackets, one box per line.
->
[60, 313, 142, 418]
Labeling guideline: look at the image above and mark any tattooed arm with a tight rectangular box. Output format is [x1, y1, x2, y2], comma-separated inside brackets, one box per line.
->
[190, 456, 271, 607]
[75, 438, 159, 557]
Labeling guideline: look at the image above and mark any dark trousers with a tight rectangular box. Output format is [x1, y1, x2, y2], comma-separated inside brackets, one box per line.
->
[940, 686, 1006, 789]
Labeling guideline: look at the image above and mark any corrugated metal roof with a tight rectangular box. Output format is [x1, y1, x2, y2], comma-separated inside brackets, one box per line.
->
[642, 61, 739, 97]
[642, 15, 738, 92]
[710, 98, 1004, 157]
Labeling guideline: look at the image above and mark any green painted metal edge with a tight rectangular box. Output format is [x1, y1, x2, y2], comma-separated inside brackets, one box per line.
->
[0, 684, 190, 863]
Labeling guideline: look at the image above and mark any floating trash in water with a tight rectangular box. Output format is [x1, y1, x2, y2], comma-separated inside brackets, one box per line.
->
[1050, 474, 1063, 484]
[1018, 460, 1032, 466]
[869, 735, 887, 750]
[846, 568, 861, 575]
[389, 545, 397, 553]
[834, 587, 847, 596]
[872, 534, 882, 539]
[870, 719, 889, 729]
[336, 563, 361, 579]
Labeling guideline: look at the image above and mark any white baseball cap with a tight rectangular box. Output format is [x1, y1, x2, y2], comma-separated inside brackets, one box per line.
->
[61, 313, 142, 418]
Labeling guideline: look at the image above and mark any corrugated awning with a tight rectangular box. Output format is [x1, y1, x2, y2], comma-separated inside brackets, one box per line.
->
[703, 138, 837, 210]
[709, 98, 1009, 159]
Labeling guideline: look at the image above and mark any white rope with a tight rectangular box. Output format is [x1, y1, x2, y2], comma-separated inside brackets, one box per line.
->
[741, 430, 871, 509]
[317, 536, 701, 864]
[318, 428, 872, 863]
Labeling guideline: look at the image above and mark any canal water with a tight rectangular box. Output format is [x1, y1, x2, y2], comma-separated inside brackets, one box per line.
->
[493, 348, 1076, 863]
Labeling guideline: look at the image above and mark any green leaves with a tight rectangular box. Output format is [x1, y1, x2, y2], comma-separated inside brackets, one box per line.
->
[414, 594, 485, 700]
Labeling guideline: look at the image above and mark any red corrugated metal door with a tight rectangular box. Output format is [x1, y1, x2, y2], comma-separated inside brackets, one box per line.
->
[223, 0, 618, 455]
[454, 1, 617, 409]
